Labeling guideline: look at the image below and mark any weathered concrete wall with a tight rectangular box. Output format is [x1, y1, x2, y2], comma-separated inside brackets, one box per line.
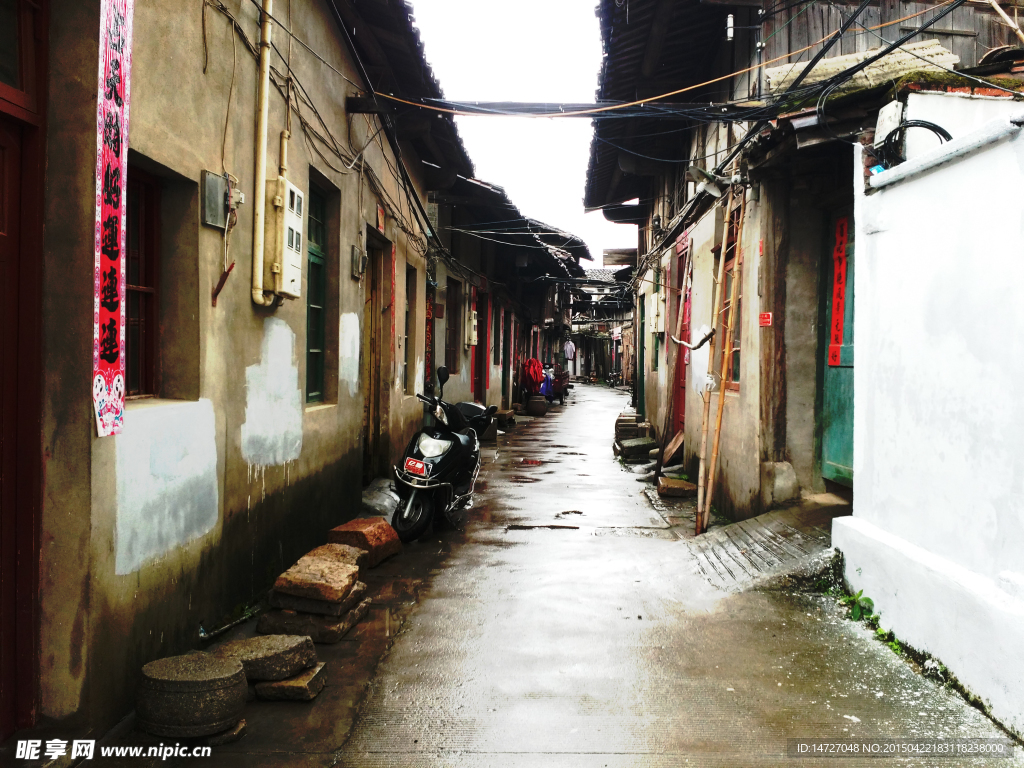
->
[40, 0, 430, 732]
[783, 194, 828, 493]
[838, 110, 1024, 735]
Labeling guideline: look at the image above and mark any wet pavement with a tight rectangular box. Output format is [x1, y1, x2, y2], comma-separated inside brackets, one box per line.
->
[87, 384, 1019, 767]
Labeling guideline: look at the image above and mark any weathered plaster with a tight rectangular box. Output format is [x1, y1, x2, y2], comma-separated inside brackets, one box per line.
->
[340, 312, 360, 398]
[114, 399, 219, 575]
[241, 318, 303, 466]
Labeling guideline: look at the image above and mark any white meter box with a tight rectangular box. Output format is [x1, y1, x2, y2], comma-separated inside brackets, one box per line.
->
[279, 181, 304, 298]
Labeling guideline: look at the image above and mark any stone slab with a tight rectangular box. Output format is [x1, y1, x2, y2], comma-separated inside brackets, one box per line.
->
[495, 410, 516, 429]
[210, 635, 317, 681]
[658, 476, 698, 497]
[361, 477, 400, 520]
[274, 554, 359, 602]
[327, 517, 402, 567]
[196, 718, 247, 746]
[269, 580, 367, 616]
[256, 598, 372, 644]
[304, 543, 368, 570]
[254, 662, 327, 701]
[620, 437, 658, 458]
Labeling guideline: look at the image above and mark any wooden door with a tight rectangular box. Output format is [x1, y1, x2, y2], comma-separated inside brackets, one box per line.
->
[361, 244, 384, 485]
[0, 115, 22, 739]
[821, 209, 854, 486]
[501, 311, 511, 409]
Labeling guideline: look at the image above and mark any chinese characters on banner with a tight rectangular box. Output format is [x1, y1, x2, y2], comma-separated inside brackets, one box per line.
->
[827, 216, 849, 367]
[92, 0, 134, 436]
[424, 283, 435, 391]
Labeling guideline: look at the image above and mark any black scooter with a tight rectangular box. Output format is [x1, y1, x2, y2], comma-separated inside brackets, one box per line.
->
[392, 366, 496, 542]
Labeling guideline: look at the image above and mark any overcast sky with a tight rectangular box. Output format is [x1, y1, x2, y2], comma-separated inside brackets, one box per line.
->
[408, 0, 637, 268]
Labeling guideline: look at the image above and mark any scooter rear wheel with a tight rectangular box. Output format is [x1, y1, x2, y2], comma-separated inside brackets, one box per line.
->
[393, 491, 433, 542]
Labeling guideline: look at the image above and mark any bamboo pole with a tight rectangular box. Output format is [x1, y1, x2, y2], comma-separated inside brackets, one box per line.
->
[703, 187, 748, 533]
[986, 0, 1024, 46]
[656, 240, 692, 479]
[695, 178, 735, 535]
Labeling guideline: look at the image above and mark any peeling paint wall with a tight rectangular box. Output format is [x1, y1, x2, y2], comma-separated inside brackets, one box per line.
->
[340, 312, 360, 398]
[241, 318, 303, 466]
[114, 400, 219, 575]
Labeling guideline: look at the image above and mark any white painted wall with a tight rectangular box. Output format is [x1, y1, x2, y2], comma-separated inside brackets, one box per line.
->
[240, 317, 303, 466]
[339, 312, 360, 398]
[837, 99, 1024, 736]
[114, 399, 219, 575]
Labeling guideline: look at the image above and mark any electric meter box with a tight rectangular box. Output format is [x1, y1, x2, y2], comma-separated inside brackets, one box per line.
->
[468, 309, 478, 346]
[279, 180, 304, 299]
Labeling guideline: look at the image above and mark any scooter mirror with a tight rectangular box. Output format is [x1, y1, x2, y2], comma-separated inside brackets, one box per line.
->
[437, 366, 449, 385]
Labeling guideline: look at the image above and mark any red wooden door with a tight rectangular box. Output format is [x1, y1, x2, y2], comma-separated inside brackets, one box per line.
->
[0, 114, 23, 740]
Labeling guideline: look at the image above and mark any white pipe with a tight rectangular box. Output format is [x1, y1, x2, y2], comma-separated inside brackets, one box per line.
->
[251, 0, 275, 306]
[869, 113, 1024, 191]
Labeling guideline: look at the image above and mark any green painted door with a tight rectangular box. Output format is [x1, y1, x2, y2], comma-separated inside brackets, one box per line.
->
[822, 209, 854, 486]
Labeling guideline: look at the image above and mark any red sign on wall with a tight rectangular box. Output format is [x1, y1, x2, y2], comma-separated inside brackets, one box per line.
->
[828, 216, 849, 367]
[92, 0, 135, 436]
[759, 312, 772, 327]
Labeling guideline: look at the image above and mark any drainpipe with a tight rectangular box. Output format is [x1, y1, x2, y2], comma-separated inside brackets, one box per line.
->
[251, 0, 276, 306]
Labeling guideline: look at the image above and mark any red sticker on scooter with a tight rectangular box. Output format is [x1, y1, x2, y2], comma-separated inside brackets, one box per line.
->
[405, 458, 427, 476]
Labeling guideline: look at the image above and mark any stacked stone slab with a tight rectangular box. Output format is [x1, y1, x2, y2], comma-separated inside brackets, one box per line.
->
[327, 517, 402, 567]
[259, 543, 373, 644]
[212, 635, 326, 702]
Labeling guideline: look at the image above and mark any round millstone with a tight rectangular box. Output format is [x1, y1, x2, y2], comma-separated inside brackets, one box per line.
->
[136, 653, 246, 738]
[210, 634, 317, 681]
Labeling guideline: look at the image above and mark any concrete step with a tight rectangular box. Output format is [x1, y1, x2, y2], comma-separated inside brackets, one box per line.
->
[686, 501, 846, 592]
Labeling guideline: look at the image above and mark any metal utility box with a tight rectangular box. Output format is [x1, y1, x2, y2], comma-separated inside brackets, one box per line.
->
[278, 180, 304, 299]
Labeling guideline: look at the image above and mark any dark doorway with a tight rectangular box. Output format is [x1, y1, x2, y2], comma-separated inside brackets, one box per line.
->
[361, 234, 390, 485]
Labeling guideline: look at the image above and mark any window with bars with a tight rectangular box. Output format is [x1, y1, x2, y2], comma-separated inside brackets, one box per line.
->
[306, 186, 327, 402]
[126, 170, 160, 398]
[720, 207, 742, 391]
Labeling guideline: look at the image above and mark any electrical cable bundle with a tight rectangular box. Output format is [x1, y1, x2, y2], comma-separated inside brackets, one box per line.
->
[877, 119, 953, 167]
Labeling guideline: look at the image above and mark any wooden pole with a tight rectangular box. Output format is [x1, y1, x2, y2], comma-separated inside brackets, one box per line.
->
[656, 239, 692, 479]
[695, 177, 735, 534]
[703, 188, 747, 532]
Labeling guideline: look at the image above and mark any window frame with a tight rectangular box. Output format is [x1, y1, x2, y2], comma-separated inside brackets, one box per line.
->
[719, 207, 742, 392]
[125, 167, 160, 399]
[305, 185, 327, 403]
[0, 0, 40, 120]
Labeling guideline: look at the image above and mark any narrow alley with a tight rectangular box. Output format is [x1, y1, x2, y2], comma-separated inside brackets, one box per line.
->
[89, 385, 1010, 767]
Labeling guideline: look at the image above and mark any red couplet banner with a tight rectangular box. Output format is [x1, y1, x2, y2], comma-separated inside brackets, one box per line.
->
[92, 0, 134, 436]
[827, 216, 849, 367]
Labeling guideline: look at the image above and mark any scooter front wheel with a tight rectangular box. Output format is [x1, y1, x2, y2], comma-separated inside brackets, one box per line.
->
[393, 490, 434, 542]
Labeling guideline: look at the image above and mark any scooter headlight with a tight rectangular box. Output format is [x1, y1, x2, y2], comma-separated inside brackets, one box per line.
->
[418, 433, 452, 458]
[434, 404, 448, 426]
